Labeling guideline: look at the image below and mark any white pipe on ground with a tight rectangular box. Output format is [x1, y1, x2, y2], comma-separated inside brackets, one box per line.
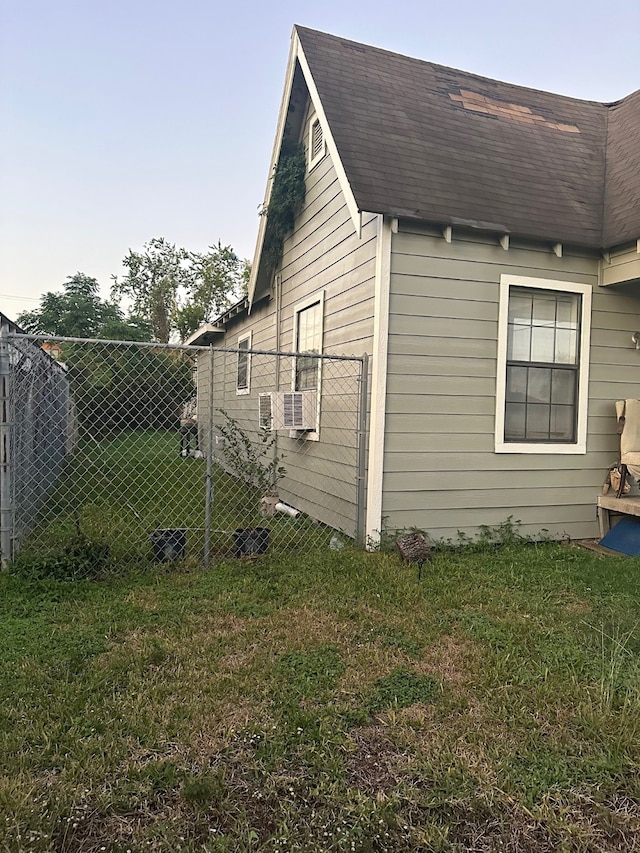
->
[275, 502, 300, 518]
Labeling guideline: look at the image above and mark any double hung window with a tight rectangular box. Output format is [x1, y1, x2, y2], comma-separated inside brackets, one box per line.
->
[495, 276, 591, 454]
[236, 332, 251, 394]
[291, 292, 324, 438]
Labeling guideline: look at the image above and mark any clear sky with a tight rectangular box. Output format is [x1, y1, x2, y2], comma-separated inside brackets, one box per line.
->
[2, 0, 639, 320]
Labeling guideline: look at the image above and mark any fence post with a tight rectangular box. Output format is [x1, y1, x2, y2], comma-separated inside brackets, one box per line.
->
[203, 345, 215, 568]
[0, 325, 11, 568]
[355, 353, 369, 547]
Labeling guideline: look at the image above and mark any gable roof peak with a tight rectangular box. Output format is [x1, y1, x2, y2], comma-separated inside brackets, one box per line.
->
[291, 25, 638, 250]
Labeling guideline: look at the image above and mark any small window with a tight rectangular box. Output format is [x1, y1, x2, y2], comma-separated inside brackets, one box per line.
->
[295, 301, 322, 391]
[292, 292, 324, 438]
[236, 332, 251, 394]
[308, 117, 325, 170]
[495, 276, 591, 454]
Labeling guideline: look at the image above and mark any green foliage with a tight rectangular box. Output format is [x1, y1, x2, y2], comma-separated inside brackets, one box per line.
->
[181, 770, 227, 806]
[276, 645, 345, 698]
[216, 408, 286, 496]
[377, 516, 557, 555]
[67, 345, 193, 438]
[17, 272, 151, 341]
[10, 534, 110, 580]
[260, 140, 307, 272]
[112, 237, 250, 342]
[174, 241, 250, 341]
[368, 667, 438, 711]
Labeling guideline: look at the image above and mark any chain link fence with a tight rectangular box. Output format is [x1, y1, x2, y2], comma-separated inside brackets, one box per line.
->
[1, 332, 367, 569]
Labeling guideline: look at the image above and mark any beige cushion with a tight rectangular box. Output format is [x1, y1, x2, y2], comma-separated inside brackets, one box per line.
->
[617, 400, 640, 479]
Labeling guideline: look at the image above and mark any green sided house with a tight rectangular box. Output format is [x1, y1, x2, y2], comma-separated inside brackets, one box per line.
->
[188, 25, 640, 544]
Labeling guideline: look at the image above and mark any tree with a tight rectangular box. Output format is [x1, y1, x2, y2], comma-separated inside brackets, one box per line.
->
[112, 238, 249, 343]
[17, 273, 151, 341]
[174, 242, 251, 341]
[68, 344, 194, 439]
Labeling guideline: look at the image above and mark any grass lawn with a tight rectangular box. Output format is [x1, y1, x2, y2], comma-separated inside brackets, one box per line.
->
[2, 542, 640, 851]
[17, 430, 329, 566]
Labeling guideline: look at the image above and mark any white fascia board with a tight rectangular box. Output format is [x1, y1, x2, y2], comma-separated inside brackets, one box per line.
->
[247, 30, 300, 309]
[295, 37, 361, 238]
[183, 323, 224, 346]
[366, 214, 392, 547]
[248, 28, 362, 309]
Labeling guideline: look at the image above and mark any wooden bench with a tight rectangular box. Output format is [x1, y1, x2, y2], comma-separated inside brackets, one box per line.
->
[597, 494, 640, 538]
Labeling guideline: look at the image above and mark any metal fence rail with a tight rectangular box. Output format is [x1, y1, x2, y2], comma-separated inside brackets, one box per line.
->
[1, 334, 367, 569]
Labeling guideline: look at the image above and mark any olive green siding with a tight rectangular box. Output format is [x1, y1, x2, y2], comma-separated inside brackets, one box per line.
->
[197, 129, 376, 535]
[383, 223, 640, 541]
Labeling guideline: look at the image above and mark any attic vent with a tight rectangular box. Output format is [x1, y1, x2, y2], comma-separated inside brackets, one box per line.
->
[308, 118, 325, 169]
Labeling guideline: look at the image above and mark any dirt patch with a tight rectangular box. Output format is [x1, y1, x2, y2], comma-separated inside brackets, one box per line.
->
[416, 634, 483, 688]
[344, 725, 407, 794]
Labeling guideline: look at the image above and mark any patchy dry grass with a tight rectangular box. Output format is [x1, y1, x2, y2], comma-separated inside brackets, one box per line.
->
[2, 543, 640, 850]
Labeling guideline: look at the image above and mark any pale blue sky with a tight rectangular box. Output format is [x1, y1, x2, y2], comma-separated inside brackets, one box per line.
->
[2, 0, 639, 319]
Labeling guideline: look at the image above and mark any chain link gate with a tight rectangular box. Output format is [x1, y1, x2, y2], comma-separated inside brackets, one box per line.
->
[1, 332, 367, 570]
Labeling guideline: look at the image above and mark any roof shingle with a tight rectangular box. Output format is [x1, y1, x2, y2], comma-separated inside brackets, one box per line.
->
[295, 26, 639, 249]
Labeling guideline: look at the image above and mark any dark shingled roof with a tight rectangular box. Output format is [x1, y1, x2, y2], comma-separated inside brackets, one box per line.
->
[295, 26, 639, 250]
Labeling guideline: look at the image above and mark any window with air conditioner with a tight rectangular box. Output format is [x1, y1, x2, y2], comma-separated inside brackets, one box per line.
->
[495, 275, 591, 454]
[291, 292, 324, 438]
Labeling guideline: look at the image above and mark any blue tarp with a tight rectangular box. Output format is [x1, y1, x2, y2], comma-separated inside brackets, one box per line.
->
[600, 516, 640, 556]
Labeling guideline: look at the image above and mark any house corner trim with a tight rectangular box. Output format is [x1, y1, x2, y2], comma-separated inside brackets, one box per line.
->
[366, 214, 392, 546]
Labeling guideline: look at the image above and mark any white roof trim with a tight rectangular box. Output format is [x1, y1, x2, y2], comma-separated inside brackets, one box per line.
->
[295, 33, 361, 236]
[247, 26, 362, 308]
[183, 323, 225, 346]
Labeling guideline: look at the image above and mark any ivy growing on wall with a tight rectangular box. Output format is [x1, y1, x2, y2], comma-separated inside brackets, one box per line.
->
[260, 140, 307, 273]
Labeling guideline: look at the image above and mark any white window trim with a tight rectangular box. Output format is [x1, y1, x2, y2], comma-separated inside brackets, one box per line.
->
[307, 116, 326, 171]
[495, 274, 592, 454]
[291, 290, 324, 440]
[236, 330, 252, 395]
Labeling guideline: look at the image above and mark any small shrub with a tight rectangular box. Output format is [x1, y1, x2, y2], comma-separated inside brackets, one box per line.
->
[216, 408, 286, 496]
[10, 535, 110, 581]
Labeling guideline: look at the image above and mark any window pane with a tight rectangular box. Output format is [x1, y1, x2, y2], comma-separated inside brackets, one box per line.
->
[237, 354, 248, 389]
[551, 370, 576, 404]
[550, 405, 575, 441]
[532, 294, 557, 325]
[296, 302, 322, 390]
[530, 325, 556, 362]
[556, 296, 579, 328]
[505, 402, 526, 440]
[527, 367, 552, 404]
[297, 303, 321, 353]
[525, 403, 551, 440]
[508, 293, 532, 324]
[506, 366, 527, 402]
[555, 329, 577, 364]
[508, 324, 531, 361]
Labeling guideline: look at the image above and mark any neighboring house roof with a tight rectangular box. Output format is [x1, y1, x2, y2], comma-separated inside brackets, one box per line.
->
[295, 26, 639, 251]
[0, 312, 26, 334]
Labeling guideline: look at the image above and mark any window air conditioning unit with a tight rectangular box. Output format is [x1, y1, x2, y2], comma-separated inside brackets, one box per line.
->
[259, 390, 317, 431]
